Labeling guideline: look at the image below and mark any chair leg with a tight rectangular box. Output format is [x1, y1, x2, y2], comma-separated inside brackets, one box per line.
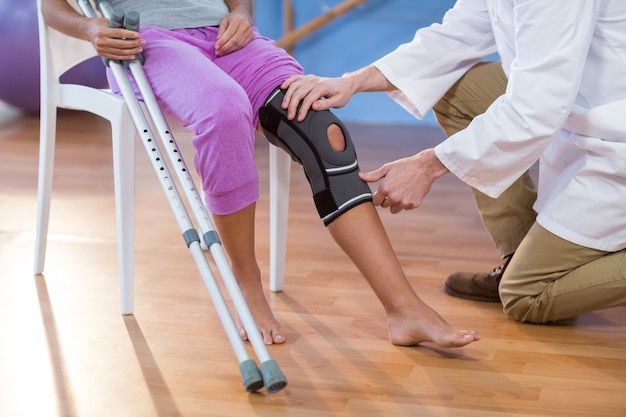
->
[34, 105, 58, 275]
[111, 117, 136, 315]
[269, 145, 290, 292]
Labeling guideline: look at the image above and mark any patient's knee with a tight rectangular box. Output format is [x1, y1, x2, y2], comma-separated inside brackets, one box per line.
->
[327, 123, 345, 151]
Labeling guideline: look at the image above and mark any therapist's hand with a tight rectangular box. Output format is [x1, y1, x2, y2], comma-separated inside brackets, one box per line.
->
[359, 148, 449, 214]
[281, 75, 356, 122]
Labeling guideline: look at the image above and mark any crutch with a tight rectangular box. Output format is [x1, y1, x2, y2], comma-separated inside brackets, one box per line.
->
[75, 0, 287, 393]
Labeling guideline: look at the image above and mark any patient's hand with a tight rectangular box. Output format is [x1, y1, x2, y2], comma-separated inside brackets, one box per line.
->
[87, 18, 145, 61]
[216, 8, 253, 56]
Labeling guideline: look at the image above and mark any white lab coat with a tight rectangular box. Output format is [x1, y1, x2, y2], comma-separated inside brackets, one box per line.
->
[373, 0, 626, 252]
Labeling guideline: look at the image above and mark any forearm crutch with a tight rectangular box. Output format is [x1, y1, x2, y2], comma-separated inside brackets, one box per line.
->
[75, 0, 287, 393]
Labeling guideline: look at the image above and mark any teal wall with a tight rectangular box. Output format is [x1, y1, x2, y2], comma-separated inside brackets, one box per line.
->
[255, 0, 457, 126]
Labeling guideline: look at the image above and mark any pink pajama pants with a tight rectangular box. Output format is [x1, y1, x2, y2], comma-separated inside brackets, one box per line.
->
[107, 26, 303, 215]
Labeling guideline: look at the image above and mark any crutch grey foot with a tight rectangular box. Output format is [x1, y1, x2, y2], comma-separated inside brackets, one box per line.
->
[260, 359, 288, 393]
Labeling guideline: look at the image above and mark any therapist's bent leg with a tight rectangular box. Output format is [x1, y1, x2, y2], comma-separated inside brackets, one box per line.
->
[433, 61, 537, 256]
[500, 224, 626, 323]
[433, 61, 537, 302]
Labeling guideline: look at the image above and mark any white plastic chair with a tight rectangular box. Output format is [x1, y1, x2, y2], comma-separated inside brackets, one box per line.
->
[34, 0, 290, 316]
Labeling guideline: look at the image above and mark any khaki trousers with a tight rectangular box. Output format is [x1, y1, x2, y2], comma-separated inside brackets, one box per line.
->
[432, 61, 626, 323]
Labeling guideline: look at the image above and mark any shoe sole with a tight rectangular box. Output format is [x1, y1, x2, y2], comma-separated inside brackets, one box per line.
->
[443, 284, 501, 303]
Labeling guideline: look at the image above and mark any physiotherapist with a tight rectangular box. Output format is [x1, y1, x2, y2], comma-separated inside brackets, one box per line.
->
[281, 0, 626, 323]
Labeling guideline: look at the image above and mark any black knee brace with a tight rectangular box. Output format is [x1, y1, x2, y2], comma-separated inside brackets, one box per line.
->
[259, 88, 372, 226]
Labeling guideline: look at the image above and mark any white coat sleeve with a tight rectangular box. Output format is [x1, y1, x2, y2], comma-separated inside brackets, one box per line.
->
[435, 0, 601, 197]
[372, 0, 497, 119]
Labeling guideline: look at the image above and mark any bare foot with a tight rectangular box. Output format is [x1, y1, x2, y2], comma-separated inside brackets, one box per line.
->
[387, 301, 480, 348]
[236, 288, 286, 345]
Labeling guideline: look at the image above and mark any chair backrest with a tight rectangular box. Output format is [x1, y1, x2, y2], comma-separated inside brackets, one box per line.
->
[37, 0, 135, 123]
[37, 0, 100, 84]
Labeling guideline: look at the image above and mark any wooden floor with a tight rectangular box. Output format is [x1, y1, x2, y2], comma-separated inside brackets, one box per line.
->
[1, 103, 625, 417]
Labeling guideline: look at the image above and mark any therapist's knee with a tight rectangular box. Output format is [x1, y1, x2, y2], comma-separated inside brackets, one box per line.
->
[499, 280, 552, 324]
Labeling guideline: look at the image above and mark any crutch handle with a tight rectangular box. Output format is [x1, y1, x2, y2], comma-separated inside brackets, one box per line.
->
[99, 7, 125, 67]
[123, 10, 145, 65]
[123, 10, 139, 31]
[109, 7, 125, 28]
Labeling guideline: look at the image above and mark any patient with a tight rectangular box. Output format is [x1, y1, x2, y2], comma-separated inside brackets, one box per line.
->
[42, 0, 480, 348]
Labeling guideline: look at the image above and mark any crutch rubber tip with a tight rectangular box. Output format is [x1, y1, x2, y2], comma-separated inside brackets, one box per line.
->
[260, 359, 288, 393]
[239, 359, 264, 393]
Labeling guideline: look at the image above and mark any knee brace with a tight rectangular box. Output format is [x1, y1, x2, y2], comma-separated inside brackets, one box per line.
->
[259, 88, 372, 226]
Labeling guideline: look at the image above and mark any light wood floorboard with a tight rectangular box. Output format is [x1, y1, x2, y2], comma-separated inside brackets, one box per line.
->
[1, 104, 625, 417]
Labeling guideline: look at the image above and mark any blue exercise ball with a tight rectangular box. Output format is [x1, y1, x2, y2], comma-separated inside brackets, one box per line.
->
[0, 0, 107, 113]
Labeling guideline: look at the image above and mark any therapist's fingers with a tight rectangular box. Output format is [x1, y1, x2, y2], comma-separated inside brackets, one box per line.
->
[360, 167, 390, 206]
[281, 75, 353, 121]
[281, 75, 323, 120]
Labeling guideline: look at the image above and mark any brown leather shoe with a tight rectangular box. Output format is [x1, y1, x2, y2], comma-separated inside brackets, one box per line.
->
[444, 255, 512, 302]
